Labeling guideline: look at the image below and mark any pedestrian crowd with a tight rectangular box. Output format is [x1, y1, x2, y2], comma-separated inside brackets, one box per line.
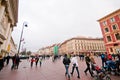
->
[0, 52, 120, 80]
[62, 52, 120, 80]
[0, 53, 43, 71]
[30, 55, 43, 68]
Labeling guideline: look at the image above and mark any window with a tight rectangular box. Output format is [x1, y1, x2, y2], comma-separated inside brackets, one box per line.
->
[103, 21, 107, 26]
[112, 24, 117, 30]
[119, 14, 120, 19]
[107, 36, 111, 42]
[110, 48, 113, 52]
[104, 27, 109, 32]
[110, 17, 115, 23]
[115, 33, 120, 40]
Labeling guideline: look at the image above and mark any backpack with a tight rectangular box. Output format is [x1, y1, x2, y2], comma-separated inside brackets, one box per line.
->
[101, 54, 105, 59]
[63, 57, 70, 65]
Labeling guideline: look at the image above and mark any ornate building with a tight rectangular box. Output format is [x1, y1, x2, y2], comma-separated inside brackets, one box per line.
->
[38, 37, 106, 56]
[38, 44, 60, 56]
[98, 9, 120, 54]
[0, 0, 18, 56]
[9, 37, 17, 56]
[59, 37, 106, 55]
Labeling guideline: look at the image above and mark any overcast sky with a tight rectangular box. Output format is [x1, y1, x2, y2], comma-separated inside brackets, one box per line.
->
[12, 0, 120, 52]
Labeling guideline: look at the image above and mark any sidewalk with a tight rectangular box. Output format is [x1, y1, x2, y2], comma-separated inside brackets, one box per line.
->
[0, 57, 119, 80]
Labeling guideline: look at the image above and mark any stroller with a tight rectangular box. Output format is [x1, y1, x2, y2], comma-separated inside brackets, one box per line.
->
[104, 60, 120, 75]
[91, 64, 111, 80]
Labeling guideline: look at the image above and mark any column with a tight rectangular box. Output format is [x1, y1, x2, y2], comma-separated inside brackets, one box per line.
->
[0, 5, 5, 22]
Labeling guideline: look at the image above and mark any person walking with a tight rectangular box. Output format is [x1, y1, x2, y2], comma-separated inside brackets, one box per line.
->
[0, 54, 4, 71]
[15, 54, 20, 69]
[30, 57, 35, 68]
[11, 54, 17, 70]
[39, 57, 42, 67]
[84, 53, 93, 77]
[70, 55, 80, 79]
[63, 54, 71, 80]
[6, 54, 10, 65]
[90, 53, 96, 74]
[35, 56, 39, 67]
[101, 53, 106, 67]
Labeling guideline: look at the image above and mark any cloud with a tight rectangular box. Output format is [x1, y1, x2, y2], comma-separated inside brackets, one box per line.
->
[12, 0, 120, 51]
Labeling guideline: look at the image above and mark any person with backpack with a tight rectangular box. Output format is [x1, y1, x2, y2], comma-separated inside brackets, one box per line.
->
[63, 54, 71, 80]
[101, 53, 106, 67]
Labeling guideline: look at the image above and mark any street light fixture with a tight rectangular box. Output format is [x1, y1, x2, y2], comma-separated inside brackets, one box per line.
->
[18, 22, 28, 54]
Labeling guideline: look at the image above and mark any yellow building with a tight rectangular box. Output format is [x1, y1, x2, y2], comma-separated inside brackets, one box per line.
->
[0, 0, 18, 56]
[59, 37, 106, 55]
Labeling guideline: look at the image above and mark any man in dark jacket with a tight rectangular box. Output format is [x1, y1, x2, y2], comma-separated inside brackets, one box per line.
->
[63, 54, 71, 80]
[15, 54, 20, 69]
[6, 54, 10, 65]
[0, 55, 4, 71]
[84, 53, 93, 77]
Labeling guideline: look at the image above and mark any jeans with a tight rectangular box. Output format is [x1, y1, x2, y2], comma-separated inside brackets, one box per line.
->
[65, 65, 70, 78]
[71, 64, 80, 77]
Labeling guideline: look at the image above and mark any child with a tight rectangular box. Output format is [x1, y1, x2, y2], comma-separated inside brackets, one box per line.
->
[39, 58, 42, 67]
[31, 57, 35, 68]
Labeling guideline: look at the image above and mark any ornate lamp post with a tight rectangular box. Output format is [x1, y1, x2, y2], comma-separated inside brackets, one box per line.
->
[18, 22, 28, 54]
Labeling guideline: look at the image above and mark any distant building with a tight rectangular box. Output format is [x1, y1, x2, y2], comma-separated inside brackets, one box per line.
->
[0, 0, 18, 56]
[38, 37, 105, 56]
[98, 9, 120, 54]
[59, 37, 106, 55]
[38, 44, 60, 56]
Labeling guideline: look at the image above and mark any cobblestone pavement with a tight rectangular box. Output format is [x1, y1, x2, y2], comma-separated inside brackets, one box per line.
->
[0, 56, 119, 80]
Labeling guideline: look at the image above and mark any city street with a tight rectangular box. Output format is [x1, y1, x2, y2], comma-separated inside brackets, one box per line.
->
[0, 56, 119, 80]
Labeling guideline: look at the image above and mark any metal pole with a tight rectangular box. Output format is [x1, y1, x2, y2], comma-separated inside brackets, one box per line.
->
[18, 23, 25, 54]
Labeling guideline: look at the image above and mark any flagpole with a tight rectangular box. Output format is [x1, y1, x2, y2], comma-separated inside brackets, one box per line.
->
[18, 22, 27, 54]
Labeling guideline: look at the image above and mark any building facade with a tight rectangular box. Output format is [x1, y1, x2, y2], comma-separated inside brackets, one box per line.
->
[98, 9, 120, 54]
[38, 45, 54, 56]
[0, 0, 18, 56]
[59, 37, 106, 55]
[38, 44, 60, 56]
[9, 37, 17, 56]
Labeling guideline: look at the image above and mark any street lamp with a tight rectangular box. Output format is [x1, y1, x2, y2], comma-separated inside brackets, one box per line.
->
[18, 22, 28, 54]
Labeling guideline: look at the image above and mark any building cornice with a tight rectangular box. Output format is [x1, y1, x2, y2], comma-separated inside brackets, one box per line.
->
[2, 0, 18, 26]
[97, 8, 120, 22]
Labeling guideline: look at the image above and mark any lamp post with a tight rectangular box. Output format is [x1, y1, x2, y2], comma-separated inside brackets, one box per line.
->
[18, 22, 28, 54]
